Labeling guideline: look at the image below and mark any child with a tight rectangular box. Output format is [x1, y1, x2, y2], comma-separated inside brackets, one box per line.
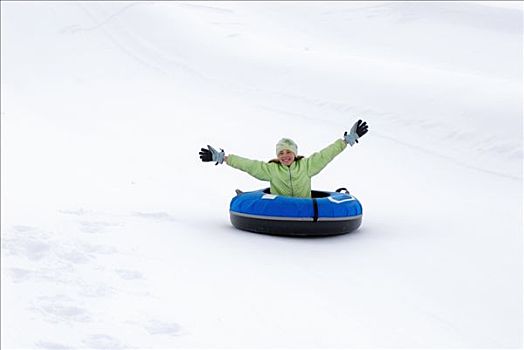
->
[199, 120, 368, 198]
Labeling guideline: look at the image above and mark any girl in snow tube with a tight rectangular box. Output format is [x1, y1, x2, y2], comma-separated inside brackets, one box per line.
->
[199, 120, 368, 236]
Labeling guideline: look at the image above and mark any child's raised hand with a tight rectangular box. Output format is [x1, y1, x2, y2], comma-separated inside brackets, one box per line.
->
[199, 145, 225, 165]
[344, 120, 368, 146]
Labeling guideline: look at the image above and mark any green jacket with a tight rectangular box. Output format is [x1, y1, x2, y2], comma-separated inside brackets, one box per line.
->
[226, 139, 347, 198]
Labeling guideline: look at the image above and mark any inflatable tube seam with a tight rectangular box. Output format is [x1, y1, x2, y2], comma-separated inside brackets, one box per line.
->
[230, 211, 362, 222]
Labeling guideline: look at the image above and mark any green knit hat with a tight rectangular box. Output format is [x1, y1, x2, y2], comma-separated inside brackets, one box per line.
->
[276, 138, 298, 155]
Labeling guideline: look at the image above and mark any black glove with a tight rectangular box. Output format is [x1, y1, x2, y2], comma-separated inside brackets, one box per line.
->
[344, 120, 369, 146]
[199, 145, 225, 165]
[355, 120, 368, 138]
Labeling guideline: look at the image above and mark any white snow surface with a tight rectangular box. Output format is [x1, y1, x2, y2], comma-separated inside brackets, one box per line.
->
[1, 1, 522, 349]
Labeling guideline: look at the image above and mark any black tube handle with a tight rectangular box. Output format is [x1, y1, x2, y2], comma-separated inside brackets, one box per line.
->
[335, 187, 350, 194]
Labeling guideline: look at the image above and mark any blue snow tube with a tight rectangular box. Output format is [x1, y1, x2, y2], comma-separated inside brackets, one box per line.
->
[229, 188, 363, 237]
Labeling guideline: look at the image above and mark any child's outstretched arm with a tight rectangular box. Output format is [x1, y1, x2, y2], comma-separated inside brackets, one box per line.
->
[226, 154, 272, 181]
[199, 145, 271, 181]
[306, 119, 369, 176]
[305, 139, 347, 177]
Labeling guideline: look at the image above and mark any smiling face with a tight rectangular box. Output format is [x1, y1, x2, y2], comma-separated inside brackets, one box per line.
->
[277, 149, 296, 166]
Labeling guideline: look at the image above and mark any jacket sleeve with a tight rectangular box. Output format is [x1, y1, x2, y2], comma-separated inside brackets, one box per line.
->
[226, 154, 272, 181]
[305, 139, 347, 177]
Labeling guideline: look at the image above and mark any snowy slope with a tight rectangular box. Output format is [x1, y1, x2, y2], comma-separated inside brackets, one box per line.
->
[1, 1, 522, 348]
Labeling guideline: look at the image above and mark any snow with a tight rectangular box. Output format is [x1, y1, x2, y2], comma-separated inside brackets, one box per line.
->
[1, 1, 522, 348]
